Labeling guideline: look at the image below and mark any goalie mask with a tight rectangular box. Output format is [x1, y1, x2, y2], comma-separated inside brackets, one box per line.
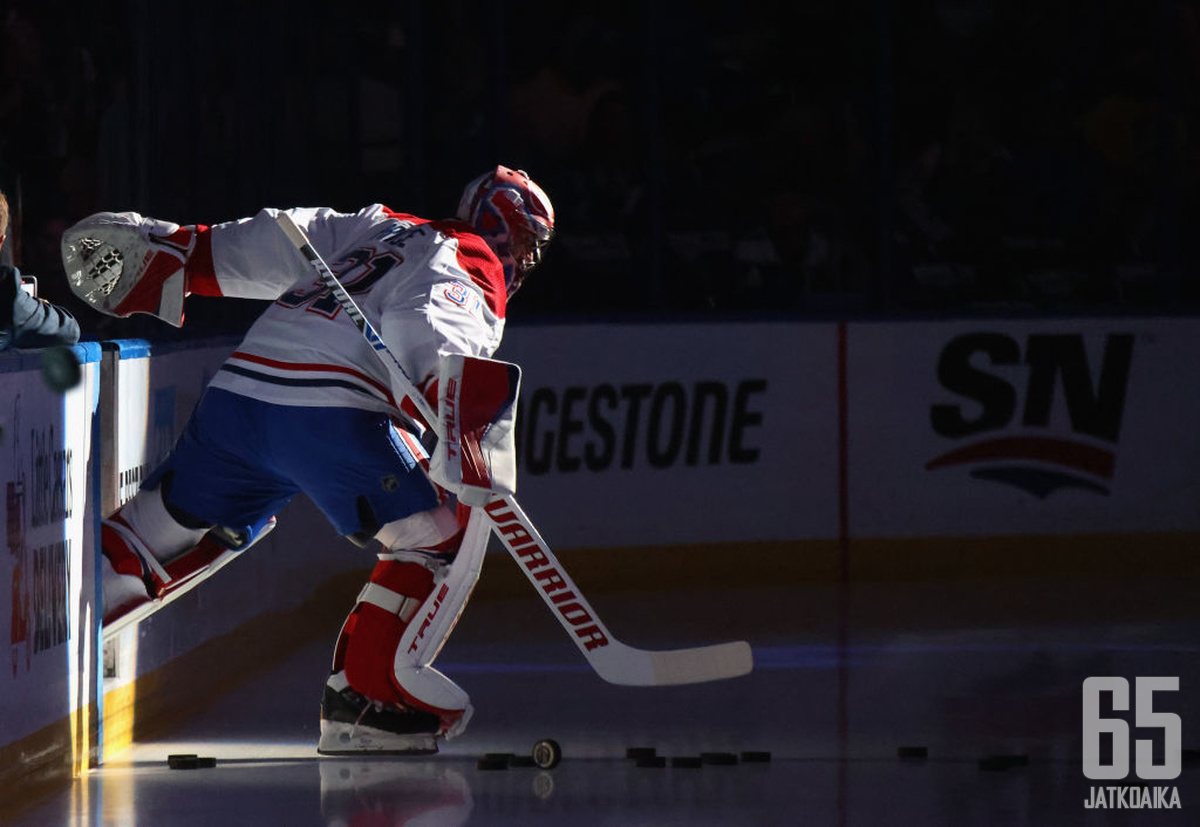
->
[456, 166, 555, 296]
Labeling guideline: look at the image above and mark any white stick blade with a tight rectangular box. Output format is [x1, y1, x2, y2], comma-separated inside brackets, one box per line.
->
[592, 640, 754, 686]
[649, 640, 754, 686]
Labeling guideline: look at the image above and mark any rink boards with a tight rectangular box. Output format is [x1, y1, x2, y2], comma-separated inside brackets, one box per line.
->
[2, 315, 1198, 800]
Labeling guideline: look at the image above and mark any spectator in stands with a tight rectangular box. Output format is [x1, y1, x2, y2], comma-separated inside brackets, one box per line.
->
[0, 188, 79, 349]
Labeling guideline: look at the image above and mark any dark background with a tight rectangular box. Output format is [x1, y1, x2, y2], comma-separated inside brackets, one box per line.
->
[2, 0, 1198, 337]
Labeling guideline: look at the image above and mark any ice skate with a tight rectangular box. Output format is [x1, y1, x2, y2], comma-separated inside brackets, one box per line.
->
[318, 672, 440, 756]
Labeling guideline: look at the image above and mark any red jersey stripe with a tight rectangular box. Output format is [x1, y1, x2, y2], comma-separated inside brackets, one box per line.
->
[229, 350, 398, 407]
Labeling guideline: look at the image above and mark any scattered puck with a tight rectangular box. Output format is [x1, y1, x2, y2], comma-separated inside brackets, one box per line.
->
[167, 753, 198, 761]
[167, 755, 216, 769]
[40, 346, 81, 393]
[636, 756, 667, 768]
[626, 747, 657, 760]
[531, 738, 562, 769]
[740, 751, 772, 763]
[508, 755, 538, 768]
[670, 756, 703, 769]
[485, 752, 515, 762]
[898, 746, 928, 760]
[476, 757, 509, 771]
[700, 752, 738, 765]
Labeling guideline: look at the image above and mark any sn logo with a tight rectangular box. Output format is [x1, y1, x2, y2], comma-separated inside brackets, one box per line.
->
[926, 333, 1135, 497]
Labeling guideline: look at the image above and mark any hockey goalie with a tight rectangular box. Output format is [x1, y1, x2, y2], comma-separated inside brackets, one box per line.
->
[62, 166, 554, 755]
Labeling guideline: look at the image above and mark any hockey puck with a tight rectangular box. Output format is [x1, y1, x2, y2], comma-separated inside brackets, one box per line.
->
[700, 752, 738, 765]
[636, 756, 667, 768]
[740, 751, 772, 763]
[531, 738, 562, 769]
[670, 756, 703, 769]
[898, 746, 928, 760]
[1182, 748, 1200, 763]
[168, 755, 216, 769]
[485, 752, 515, 762]
[476, 757, 509, 771]
[40, 346, 81, 393]
[625, 747, 657, 760]
[508, 755, 538, 768]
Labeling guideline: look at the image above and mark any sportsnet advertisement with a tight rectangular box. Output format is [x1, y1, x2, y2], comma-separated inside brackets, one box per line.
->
[848, 317, 1200, 537]
[498, 322, 840, 547]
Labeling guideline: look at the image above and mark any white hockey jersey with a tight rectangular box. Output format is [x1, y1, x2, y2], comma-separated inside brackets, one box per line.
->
[187, 205, 508, 421]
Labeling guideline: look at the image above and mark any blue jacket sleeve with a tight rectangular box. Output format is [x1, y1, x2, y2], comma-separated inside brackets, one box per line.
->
[0, 265, 81, 350]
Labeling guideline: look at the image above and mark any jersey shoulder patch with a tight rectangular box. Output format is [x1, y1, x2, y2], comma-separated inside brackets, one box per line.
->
[431, 279, 492, 328]
[428, 219, 507, 320]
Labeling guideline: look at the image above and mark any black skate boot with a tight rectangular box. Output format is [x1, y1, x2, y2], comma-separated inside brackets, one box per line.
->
[318, 672, 440, 756]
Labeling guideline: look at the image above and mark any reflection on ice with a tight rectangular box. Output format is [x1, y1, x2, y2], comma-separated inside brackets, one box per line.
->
[319, 759, 472, 827]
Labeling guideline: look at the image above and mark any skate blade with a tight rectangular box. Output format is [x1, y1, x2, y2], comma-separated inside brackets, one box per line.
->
[318, 720, 438, 756]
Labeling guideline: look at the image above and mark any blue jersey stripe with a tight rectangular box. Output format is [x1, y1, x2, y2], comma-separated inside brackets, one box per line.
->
[219, 363, 386, 401]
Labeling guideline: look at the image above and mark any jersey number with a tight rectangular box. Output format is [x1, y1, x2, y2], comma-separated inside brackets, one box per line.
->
[276, 247, 401, 317]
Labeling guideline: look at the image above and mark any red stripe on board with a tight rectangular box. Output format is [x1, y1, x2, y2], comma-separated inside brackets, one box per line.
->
[835, 321, 851, 827]
[837, 323, 850, 562]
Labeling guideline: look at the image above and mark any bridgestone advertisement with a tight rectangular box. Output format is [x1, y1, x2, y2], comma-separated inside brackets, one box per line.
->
[498, 322, 840, 546]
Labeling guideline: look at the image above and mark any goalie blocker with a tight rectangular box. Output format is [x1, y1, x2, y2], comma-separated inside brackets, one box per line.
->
[428, 354, 521, 508]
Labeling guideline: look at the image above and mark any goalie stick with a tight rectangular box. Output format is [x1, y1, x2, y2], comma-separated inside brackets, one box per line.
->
[274, 212, 753, 686]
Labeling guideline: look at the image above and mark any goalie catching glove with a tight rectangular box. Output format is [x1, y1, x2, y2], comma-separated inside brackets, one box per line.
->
[426, 354, 521, 507]
[60, 211, 210, 327]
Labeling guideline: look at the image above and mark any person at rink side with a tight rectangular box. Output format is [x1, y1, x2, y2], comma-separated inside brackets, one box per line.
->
[1, 188, 80, 350]
[59, 166, 554, 755]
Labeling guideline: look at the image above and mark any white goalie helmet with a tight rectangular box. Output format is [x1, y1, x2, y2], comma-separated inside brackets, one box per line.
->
[456, 166, 555, 296]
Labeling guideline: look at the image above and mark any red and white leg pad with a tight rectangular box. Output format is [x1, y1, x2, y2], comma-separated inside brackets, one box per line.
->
[333, 505, 490, 739]
[101, 489, 275, 639]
